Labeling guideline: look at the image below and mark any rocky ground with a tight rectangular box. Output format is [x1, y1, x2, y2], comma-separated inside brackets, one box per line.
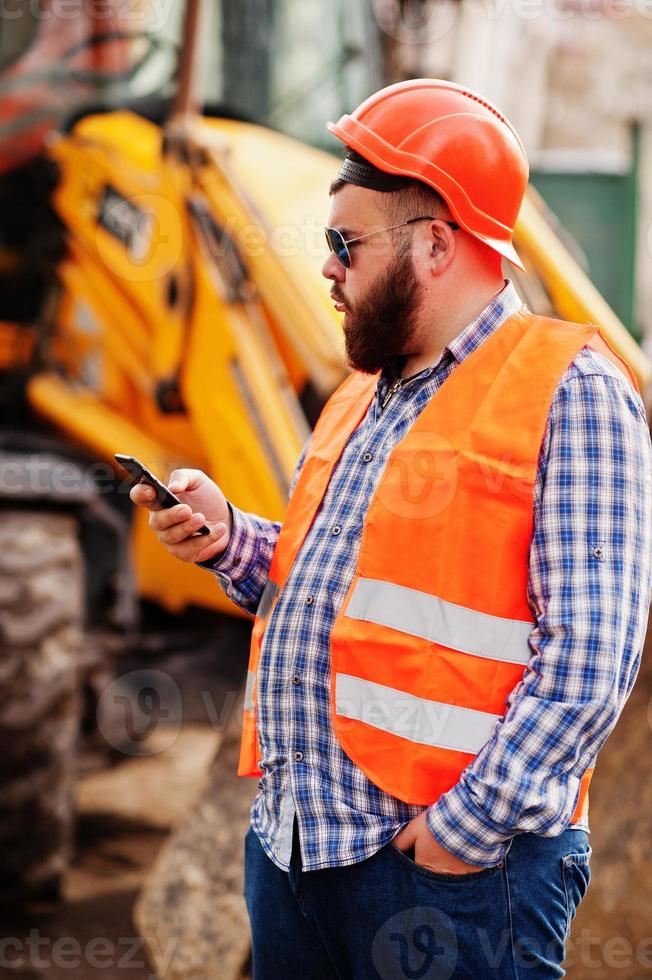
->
[0, 725, 225, 980]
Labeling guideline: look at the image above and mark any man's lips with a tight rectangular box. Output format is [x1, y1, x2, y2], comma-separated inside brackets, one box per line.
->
[330, 293, 347, 312]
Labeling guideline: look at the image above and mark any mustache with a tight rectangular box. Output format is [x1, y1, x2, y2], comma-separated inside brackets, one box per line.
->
[330, 288, 347, 306]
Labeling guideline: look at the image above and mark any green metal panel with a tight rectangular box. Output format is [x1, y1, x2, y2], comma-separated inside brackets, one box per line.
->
[531, 130, 639, 337]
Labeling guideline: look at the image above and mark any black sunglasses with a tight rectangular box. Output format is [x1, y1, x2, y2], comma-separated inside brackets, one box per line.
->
[324, 216, 460, 269]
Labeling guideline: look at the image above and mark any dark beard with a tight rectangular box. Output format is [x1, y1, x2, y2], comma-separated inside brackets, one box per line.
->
[340, 248, 423, 376]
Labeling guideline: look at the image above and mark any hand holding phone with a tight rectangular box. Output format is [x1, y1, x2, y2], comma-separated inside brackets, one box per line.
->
[115, 454, 211, 535]
[117, 455, 232, 564]
[116, 453, 232, 563]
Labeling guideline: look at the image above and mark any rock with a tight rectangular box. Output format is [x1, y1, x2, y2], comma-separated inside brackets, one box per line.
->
[0, 511, 83, 901]
[77, 725, 220, 833]
[134, 689, 254, 980]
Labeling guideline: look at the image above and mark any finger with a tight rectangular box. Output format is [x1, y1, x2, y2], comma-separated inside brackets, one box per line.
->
[159, 513, 209, 545]
[168, 523, 229, 562]
[148, 503, 192, 531]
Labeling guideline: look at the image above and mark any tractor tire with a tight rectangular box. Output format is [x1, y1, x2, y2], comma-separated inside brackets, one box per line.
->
[0, 510, 83, 902]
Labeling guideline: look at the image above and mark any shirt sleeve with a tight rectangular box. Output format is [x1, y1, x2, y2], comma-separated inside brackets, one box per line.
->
[426, 369, 652, 866]
[198, 435, 312, 615]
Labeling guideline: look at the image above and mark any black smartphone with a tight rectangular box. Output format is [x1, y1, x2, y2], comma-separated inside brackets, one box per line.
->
[115, 453, 210, 535]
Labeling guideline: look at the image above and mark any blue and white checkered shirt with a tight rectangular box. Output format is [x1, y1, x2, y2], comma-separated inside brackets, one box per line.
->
[206, 280, 652, 870]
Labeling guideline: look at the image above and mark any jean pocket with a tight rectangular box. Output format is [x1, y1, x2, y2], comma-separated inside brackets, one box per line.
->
[561, 851, 591, 933]
[388, 841, 503, 883]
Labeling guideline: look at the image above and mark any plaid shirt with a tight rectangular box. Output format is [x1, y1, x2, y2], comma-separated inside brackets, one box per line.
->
[206, 281, 652, 870]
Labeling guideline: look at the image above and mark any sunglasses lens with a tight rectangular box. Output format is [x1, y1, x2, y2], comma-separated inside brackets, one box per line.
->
[325, 228, 350, 268]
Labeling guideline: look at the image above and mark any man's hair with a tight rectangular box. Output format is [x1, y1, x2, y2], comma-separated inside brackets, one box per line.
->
[381, 180, 448, 228]
[329, 160, 449, 250]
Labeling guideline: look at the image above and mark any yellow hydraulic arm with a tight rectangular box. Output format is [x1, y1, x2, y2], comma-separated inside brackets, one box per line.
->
[515, 188, 651, 391]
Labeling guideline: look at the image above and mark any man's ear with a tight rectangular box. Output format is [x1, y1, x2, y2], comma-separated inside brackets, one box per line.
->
[429, 220, 456, 276]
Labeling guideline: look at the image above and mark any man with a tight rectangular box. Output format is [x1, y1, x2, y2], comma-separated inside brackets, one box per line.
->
[131, 80, 652, 978]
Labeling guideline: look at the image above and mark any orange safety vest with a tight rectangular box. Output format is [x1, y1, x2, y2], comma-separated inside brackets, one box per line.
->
[238, 309, 638, 825]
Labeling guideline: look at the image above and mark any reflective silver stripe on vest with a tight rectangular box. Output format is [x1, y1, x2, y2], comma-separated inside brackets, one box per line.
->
[244, 669, 256, 711]
[257, 579, 279, 621]
[345, 577, 533, 666]
[335, 673, 499, 754]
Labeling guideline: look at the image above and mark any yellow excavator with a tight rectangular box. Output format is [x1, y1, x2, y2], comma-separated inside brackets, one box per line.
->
[0, 0, 648, 902]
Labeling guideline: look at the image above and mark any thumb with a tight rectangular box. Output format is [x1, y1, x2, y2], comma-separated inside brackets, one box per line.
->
[168, 468, 204, 494]
[393, 820, 417, 851]
[392, 824, 414, 851]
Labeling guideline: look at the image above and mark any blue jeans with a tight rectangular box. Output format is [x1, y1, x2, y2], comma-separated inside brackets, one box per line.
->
[243, 818, 591, 979]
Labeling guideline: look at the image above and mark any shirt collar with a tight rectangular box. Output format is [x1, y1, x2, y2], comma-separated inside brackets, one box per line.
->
[444, 279, 523, 366]
[377, 279, 524, 393]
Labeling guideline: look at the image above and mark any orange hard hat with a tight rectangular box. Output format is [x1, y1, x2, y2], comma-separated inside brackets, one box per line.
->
[327, 78, 529, 270]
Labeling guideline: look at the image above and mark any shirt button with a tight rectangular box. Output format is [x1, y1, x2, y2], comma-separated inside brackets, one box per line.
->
[292, 674, 300, 685]
[362, 452, 374, 462]
[294, 751, 304, 762]
[332, 525, 341, 535]
[305, 595, 314, 605]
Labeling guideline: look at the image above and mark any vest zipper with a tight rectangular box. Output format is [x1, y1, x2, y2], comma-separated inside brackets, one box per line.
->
[381, 377, 404, 412]
[381, 373, 423, 412]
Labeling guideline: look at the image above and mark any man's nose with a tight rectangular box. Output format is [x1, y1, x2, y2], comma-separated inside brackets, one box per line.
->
[322, 251, 345, 282]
